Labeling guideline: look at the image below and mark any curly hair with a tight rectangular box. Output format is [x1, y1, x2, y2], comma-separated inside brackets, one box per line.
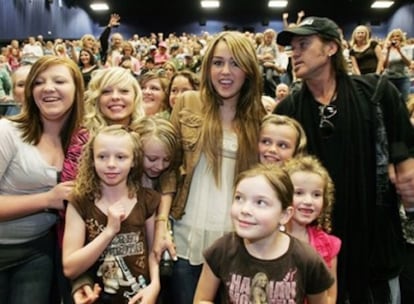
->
[83, 67, 144, 134]
[283, 155, 335, 232]
[73, 125, 143, 203]
[386, 28, 407, 46]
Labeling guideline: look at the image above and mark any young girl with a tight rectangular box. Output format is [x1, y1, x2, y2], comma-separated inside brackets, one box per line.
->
[193, 164, 334, 303]
[284, 155, 341, 304]
[63, 125, 161, 304]
[135, 116, 180, 264]
[258, 114, 307, 165]
[135, 116, 180, 190]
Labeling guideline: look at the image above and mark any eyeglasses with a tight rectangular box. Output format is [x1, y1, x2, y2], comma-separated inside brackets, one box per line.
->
[319, 104, 337, 138]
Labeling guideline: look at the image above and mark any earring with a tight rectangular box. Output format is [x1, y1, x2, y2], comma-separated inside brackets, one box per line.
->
[278, 224, 286, 232]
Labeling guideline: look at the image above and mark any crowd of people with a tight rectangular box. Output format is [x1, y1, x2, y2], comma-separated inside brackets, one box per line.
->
[1, 11, 414, 304]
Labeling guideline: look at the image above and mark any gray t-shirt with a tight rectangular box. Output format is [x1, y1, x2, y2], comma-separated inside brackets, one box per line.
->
[0, 118, 58, 244]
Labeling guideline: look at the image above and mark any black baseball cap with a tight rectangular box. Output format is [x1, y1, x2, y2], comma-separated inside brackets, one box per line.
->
[277, 17, 340, 46]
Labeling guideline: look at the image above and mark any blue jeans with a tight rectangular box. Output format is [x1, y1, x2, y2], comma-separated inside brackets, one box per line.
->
[0, 233, 55, 304]
[389, 76, 411, 103]
[167, 258, 202, 304]
[0, 252, 54, 304]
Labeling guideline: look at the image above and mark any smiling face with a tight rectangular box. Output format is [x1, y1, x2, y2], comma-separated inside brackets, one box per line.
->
[231, 175, 292, 244]
[210, 40, 246, 104]
[258, 124, 298, 165]
[32, 64, 75, 122]
[290, 171, 324, 227]
[98, 85, 135, 126]
[142, 136, 171, 179]
[93, 133, 134, 188]
[141, 78, 166, 116]
[79, 50, 92, 66]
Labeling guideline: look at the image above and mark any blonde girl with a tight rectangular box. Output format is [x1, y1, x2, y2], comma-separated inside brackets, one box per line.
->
[63, 125, 161, 304]
[258, 114, 307, 165]
[284, 155, 341, 304]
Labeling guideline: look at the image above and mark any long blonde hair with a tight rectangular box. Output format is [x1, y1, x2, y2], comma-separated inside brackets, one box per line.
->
[83, 67, 144, 133]
[133, 116, 180, 170]
[350, 25, 372, 48]
[199, 31, 266, 185]
[386, 28, 407, 46]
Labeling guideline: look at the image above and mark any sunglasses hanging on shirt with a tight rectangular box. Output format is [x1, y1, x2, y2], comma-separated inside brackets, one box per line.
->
[319, 104, 337, 139]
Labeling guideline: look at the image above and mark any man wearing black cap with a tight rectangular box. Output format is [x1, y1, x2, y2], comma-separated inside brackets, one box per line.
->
[274, 16, 414, 304]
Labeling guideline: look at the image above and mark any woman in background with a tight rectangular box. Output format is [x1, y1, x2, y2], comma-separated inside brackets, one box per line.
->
[349, 25, 383, 75]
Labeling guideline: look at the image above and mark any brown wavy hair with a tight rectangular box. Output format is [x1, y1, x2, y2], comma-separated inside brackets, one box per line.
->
[234, 163, 294, 211]
[9, 55, 84, 152]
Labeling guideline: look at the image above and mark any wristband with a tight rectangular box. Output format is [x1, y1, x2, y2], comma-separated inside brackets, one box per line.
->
[155, 215, 168, 222]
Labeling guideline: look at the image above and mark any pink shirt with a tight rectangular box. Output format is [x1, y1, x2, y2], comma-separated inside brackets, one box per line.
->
[308, 226, 341, 268]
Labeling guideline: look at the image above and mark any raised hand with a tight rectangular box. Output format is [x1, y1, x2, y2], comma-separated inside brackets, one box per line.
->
[108, 13, 121, 27]
[106, 201, 126, 236]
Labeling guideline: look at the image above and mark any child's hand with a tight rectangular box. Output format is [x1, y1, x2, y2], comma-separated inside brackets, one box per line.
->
[153, 221, 176, 262]
[128, 283, 160, 304]
[106, 201, 126, 235]
[73, 283, 101, 304]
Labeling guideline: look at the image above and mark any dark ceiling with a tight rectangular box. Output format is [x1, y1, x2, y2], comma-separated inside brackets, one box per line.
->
[72, 0, 412, 29]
